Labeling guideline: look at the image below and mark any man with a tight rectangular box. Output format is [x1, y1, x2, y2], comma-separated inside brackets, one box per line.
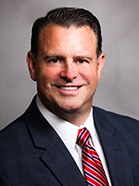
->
[0, 7, 139, 186]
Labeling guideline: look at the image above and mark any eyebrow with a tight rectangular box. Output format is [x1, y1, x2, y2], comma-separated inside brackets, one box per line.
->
[75, 55, 93, 61]
[44, 54, 65, 60]
[43, 54, 93, 61]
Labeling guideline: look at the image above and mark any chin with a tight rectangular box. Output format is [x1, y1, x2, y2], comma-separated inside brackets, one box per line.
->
[59, 104, 82, 113]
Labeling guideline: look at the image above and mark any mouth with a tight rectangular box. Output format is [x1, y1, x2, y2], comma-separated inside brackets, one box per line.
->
[56, 86, 82, 91]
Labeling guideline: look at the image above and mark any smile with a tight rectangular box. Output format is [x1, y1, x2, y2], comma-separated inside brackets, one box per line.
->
[55, 85, 82, 91]
[60, 86, 78, 90]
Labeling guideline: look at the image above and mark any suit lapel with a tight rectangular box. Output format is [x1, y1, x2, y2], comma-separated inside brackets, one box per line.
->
[93, 107, 132, 186]
[25, 97, 87, 186]
[40, 132, 87, 186]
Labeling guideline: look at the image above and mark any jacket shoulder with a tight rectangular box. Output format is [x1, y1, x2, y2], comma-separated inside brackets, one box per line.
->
[93, 106, 139, 123]
[0, 96, 37, 142]
[0, 114, 28, 149]
[93, 106, 139, 141]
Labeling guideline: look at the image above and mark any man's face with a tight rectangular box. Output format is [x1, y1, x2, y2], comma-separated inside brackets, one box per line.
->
[27, 24, 105, 117]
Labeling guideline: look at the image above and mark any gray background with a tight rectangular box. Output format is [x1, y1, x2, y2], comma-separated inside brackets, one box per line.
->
[0, 0, 139, 130]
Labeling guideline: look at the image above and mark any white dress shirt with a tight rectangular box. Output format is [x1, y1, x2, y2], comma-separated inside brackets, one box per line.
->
[36, 96, 111, 185]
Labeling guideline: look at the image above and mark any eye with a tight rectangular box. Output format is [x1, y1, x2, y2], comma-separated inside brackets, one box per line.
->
[49, 58, 59, 63]
[77, 59, 88, 63]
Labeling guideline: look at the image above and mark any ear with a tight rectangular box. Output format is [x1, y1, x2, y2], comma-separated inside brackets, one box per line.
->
[26, 51, 36, 81]
[97, 53, 105, 82]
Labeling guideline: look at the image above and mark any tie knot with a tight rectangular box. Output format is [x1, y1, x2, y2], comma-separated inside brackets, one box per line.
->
[76, 128, 90, 147]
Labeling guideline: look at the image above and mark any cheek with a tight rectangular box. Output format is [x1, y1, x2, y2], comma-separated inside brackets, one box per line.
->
[38, 68, 58, 86]
[82, 67, 98, 84]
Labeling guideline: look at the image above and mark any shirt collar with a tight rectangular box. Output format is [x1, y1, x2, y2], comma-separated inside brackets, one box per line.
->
[36, 96, 97, 155]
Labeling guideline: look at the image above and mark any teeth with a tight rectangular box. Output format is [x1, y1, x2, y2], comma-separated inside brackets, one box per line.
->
[60, 87, 78, 90]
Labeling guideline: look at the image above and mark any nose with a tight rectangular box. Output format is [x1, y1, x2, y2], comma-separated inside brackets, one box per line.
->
[60, 61, 78, 82]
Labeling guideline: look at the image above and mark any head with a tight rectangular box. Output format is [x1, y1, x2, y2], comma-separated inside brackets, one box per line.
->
[31, 7, 102, 61]
[27, 7, 105, 125]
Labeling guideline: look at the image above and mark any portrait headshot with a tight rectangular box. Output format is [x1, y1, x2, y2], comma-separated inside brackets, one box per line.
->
[0, 1, 139, 186]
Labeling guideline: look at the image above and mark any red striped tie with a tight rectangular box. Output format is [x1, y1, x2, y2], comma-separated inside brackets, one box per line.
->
[76, 128, 109, 186]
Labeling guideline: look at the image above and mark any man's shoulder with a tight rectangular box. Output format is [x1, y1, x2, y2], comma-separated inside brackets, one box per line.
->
[93, 106, 139, 124]
[93, 106, 139, 139]
[0, 114, 30, 169]
[0, 114, 27, 145]
[0, 96, 37, 139]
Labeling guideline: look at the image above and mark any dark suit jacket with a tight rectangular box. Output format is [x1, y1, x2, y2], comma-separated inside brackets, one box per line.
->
[0, 96, 139, 186]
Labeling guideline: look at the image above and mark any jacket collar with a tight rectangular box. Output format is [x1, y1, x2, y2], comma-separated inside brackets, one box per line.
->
[93, 106, 133, 186]
[24, 96, 88, 186]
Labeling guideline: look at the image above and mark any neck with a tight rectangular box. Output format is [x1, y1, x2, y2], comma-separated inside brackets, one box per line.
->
[50, 106, 92, 127]
[37, 95, 92, 127]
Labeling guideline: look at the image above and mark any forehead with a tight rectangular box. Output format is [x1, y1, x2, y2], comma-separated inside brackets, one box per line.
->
[38, 24, 97, 56]
[40, 23, 97, 42]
